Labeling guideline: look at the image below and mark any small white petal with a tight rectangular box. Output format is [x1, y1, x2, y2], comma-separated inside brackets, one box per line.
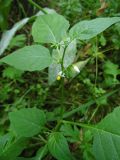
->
[58, 71, 65, 77]
[58, 71, 62, 76]
[73, 65, 80, 73]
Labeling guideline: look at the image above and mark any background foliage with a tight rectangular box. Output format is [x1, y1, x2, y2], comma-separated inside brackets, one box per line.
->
[0, 0, 120, 160]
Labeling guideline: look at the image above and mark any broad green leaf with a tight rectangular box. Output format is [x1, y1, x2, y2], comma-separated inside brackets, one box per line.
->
[93, 131, 120, 160]
[69, 17, 120, 40]
[97, 107, 120, 135]
[32, 13, 70, 44]
[48, 63, 61, 85]
[48, 132, 74, 160]
[63, 39, 77, 68]
[0, 45, 52, 71]
[35, 145, 48, 160]
[48, 40, 77, 84]
[9, 108, 46, 137]
[93, 107, 120, 160]
[0, 133, 27, 160]
[0, 18, 29, 55]
[0, 8, 55, 55]
[48, 48, 63, 85]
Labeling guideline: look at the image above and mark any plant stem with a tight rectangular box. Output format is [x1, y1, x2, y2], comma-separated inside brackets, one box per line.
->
[38, 134, 47, 143]
[62, 120, 92, 130]
[52, 45, 68, 135]
[95, 52, 98, 86]
[88, 105, 99, 123]
[13, 88, 31, 107]
[17, 0, 27, 17]
[95, 37, 98, 86]
[60, 46, 67, 117]
[28, 0, 47, 14]
[102, 47, 114, 53]
[28, 143, 41, 148]
[62, 88, 119, 119]
[60, 77, 64, 115]
[54, 120, 62, 131]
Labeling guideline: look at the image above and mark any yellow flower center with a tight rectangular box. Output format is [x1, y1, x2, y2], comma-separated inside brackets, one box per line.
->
[56, 75, 61, 81]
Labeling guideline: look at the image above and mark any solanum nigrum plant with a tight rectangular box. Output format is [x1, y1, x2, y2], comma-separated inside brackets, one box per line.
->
[0, 2, 120, 160]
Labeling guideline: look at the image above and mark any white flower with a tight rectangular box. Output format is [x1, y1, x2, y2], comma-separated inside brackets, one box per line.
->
[56, 71, 65, 80]
[73, 65, 80, 73]
[58, 71, 65, 77]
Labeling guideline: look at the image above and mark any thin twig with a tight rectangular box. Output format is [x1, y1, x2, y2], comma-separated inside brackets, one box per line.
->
[28, 0, 47, 14]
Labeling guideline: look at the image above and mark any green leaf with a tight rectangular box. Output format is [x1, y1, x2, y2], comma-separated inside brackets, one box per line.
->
[48, 39, 77, 84]
[48, 132, 74, 160]
[3, 67, 23, 79]
[103, 60, 120, 86]
[32, 13, 70, 44]
[63, 39, 77, 68]
[0, 8, 55, 55]
[9, 108, 46, 137]
[35, 145, 48, 160]
[69, 17, 120, 40]
[60, 124, 80, 143]
[103, 60, 120, 78]
[93, 131, 120, 160]
[0, 133, 27, 160]
[48, 63, 61, 85]
[0, 18, 29, 55]
[0, 45, 52, 71]
[8, 34, 26, 49]
[48, 48, 62, 85]
[93, 107, 120, 160]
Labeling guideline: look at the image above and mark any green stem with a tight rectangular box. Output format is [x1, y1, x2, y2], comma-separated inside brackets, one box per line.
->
[28, 143, 41, 148]
[60, 77, 64, 115]
[62, 120, 115, 137]
[62, 120, 92, 130]
[95, 37, 98, 86]
[49, 45, 67, 136]
[62, 88, 119, 119]
[38, 134, 47, 143]
[17, 0, 27, 17]
[61, 46, 67, 71]
[13, 88, 31, 107]
[88, 105, 99, 123]
[60, 46, 68, 117]
[95, 52, 98, 86]
[54, 120, 62, 131]
[102, 47, 114, 53]
[28, 0, 47, 14]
